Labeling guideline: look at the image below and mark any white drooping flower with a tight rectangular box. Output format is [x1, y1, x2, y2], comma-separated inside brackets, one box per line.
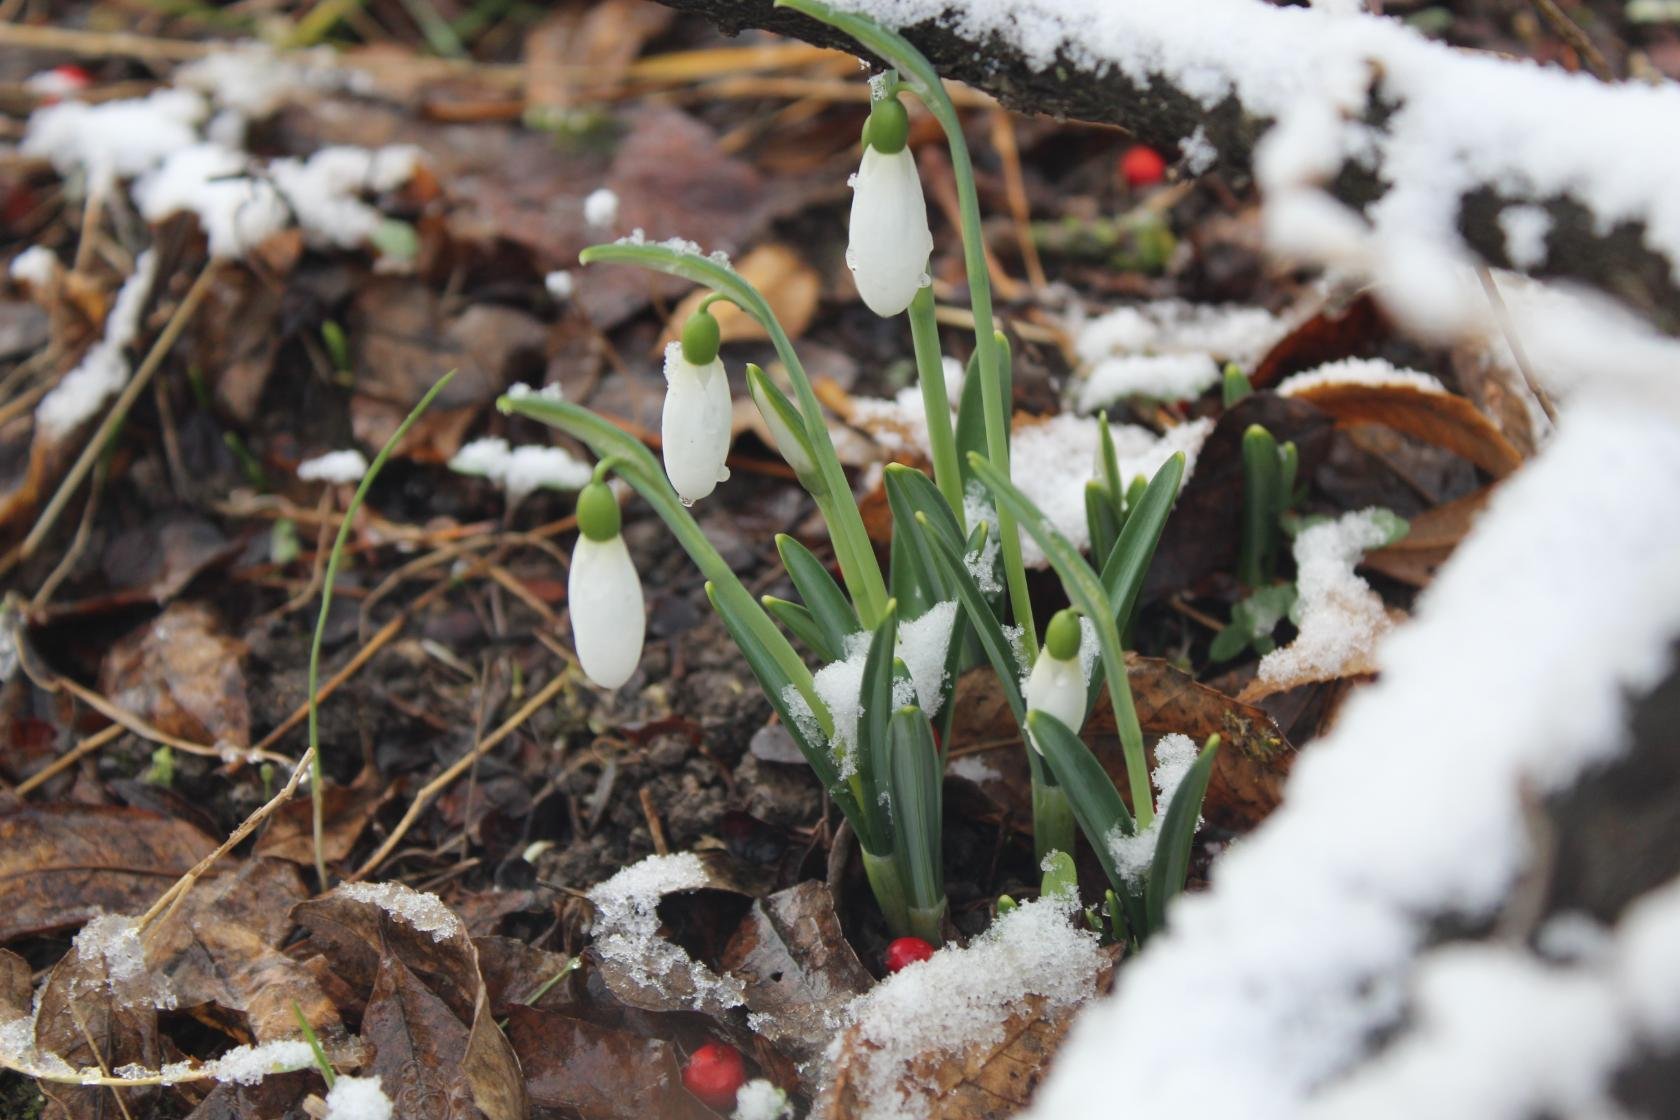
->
[661, 312, 733, 503]
[847, 95, 933, 318]
[1025, 610, 1088, 753]
[569, 482, 645, 689]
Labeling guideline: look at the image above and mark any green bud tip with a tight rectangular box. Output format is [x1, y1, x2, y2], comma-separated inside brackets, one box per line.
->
[866, 96, 910, 155]
[575, 481, 620, 542]
[680, 308, 722, 366]
[1045, 608, 1082, 661]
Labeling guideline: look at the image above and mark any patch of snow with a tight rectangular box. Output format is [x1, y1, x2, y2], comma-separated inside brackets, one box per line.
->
[961, 481, 1002, 594]
[1030, 395, 1680, 1119]
[732, 1079, 792, 1120]
[324, 1074, 394, 1120]
[173, 42, 347, 120]
[1277, 357, 1446, 397]
[73, 913, 175, 1010]
[545, 270, 575, 299]
[24, 89, 208, 185]
[1499, 205, 1552, 271]
[1105, 732, 1201, 881]
[1077, 353, 1220, 410]
[297, 449, 368, 484]
[1257, 508, 1396, 686]
[269, 145, 420, 250]
[811, 602, 955, 771]
[613, 228, 733, 266]
[506, 381, 564, 403]
[35, 250, 158, 439]
[449, 437, 592, 500]
[9, 245, 59, 289]
[134, 143, 289, 259]
[207, 1040, 316, 1085]
[336, 881, 463, 942]
[1009, 414, 1211, 566]
[823, 895, 1107, 1120]
[947, 753, 1000, 784]
[587, 852, 746, 1014]
[1180, 126, 1217, 175]
[584, 187, 620, 229]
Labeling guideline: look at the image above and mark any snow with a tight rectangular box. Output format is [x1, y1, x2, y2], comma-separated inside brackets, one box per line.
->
[732, 1080, 792, 1120]
[9, 245, 59, 289]
[336, 881, 463, 942]
[35, 250, 158, 439]
[810, 602, 955, 775]
[207, 1040, 316, 1085]
[134, 144, 289, 259]
[24, 89, 208, 185]
[1105, 732, 1201, 881]
[946, 753, 1000, 784]
[823, 895, 1107, 1120]
[297, 449, 368, 484]
[324, 1075, 394, 1120]
[1009, 414, 1211, 566]
[1256, 508, 1397, 687]
[72, 913, 175, 1010]
[545, 270, 575, 299]
[506, 381, 565, 403]
[613, 228, 733, 266]
[1077, 354, 1220, 410]
[586, 852, 746, 1014]
[173, 42, 348, 120]
[584, 187, 620, 229]
[1180, 126, 1217, 175]
[1276, 357, 1446, 397]
[1029, 395, 1680, 1119]
[449, 437, 593, 500]
[961, 482, 1001, 593]
[1498, 205, 1552, 270]
[270, 145, 420, 250]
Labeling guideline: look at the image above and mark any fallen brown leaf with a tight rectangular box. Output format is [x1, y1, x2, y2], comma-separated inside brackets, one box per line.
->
[1250, 292, 1391, 389]
[1363, 486, 1494, 587]
[718, 881, 874, 1066]
[99, 600, 250, 749]
[523, 0, 675, 112]
[0, 805, 216, 942]
[253, 767, 387, 867]
[504, 1006, 718, 1120]
[1282, 379, 1523, 478]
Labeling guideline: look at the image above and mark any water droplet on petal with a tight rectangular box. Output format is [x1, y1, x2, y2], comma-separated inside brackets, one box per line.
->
[845, 249, 858, 271]
[679, 496, 695, 508]
[918, 271, 932, 287]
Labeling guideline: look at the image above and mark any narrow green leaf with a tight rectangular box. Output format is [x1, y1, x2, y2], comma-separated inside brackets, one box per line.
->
[762, 596, 839, 661]
[887, 704, 944, 915]
[916, 514, 1026, 729]
[890, 524, 934, 619]
[1221, 363, 1253, 407]
[954, 348, 989, 489]
[1086, 451, 1185, 709]
[1039, 849, 1078, 902]
[1085, 480, 1120, 570]
[885, 464, 965, 555]
[1097, 411, 1125, 523]
[1145, 736, 1220, 934]
[1239, 424, 1280, 588]
[777, 534, 860, 656]
[1027, 711, 1135, 896]
[858, 605, 901, 846]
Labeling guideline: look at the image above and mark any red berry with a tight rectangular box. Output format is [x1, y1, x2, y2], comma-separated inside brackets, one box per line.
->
[884, 936, 935, 973]
[1120, 145, 1167, 188]
[51, 65, 92, 87]
[682, 1041, 745, 1111]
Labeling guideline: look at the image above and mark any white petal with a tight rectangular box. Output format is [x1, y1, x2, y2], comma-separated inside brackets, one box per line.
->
[661, 345, 733, 503]
[847, 146, 933, 317]
[569, 534, 645, 689]
[1025, 651, 1087, 753]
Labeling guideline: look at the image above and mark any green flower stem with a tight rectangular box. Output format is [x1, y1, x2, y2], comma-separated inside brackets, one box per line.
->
[776, 0, 1037, 662]
[1032, 778, 1077, 865]
[907, 286, 965, 528]
[577, 243, 889, 628]
[501, 393, 829, 735]
[861, 847, 912, 937]
[309, 371, 457, 891]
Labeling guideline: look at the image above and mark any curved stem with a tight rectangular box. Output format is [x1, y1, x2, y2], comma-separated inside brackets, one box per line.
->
[579, 243, 889, 627]
[776, 0, 1037, 660]
[309, 371, 457, 890]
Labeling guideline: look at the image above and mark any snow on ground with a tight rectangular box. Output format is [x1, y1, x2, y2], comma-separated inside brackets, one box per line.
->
[1276, 357, 1446, 397]
[1256, 508, 1397, 686]
[1029, 394, 1680, 1119]
[448, 437, 593, 500]
[826, 895, 1108, 1120]
[336, 881, 464, 942]
[586, 853, 746, 1015]
[323, 1074, 395, 1120]
[34, 250, 158, 439]
[1071, 300, 1290, 409]
[297, 449, 369, 485]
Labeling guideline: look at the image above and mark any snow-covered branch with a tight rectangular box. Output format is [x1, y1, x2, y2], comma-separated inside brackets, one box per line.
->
[660, 0, 1680, 331]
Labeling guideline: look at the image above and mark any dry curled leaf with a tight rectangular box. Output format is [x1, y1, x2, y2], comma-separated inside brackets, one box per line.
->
[253, 767, 387, 867]
[290, 884, 527, 1120]
[99, 600, 250, 749]
[503, 1006, 717, 1120]
[1283, 378, 1523, 477]
[718, 881, 874, 1066]
[0, 805, 216, 942]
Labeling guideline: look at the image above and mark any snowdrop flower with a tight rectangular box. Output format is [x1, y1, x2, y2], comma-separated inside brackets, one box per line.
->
[662, 308, 733, 504]
[1025, 610, 1086, 753]
[569, 480, 645, 689]
[847, 94, 933, 317]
